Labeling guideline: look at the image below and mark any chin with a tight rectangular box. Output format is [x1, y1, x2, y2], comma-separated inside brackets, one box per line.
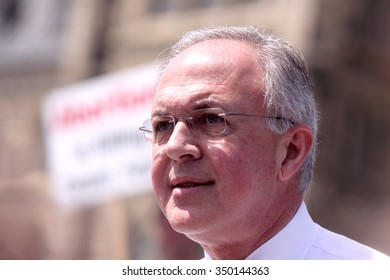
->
[167, 208, 205, 235]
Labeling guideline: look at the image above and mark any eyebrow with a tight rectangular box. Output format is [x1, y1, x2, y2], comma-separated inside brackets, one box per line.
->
[152, 99, 224, 117]
[151, 108, 167, 117]
[192, 99, 223, 110]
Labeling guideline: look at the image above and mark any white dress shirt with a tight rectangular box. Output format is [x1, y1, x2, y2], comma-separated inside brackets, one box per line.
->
[204, 202, 389, 260]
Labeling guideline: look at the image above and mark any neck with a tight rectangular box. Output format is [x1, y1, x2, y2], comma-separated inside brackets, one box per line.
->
[201, 198, 303, 260]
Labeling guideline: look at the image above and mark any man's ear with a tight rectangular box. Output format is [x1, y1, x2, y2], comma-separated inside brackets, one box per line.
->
[278, 125, 313, 182]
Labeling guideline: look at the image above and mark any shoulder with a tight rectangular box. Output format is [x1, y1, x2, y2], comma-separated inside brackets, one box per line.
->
[306, 225, 389, 260]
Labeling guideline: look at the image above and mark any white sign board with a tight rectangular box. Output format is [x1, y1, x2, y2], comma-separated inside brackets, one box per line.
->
[43, 63, 157, 207]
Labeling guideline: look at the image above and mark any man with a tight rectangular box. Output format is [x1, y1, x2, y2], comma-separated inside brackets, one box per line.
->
[140, 26, 388, 260]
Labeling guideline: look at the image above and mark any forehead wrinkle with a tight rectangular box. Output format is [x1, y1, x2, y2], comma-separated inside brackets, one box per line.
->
[152, 97, 224, 117]
[153, 85, 228, 114]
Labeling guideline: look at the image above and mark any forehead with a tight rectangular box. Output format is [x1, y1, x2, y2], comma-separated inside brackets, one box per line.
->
[153, 39, 265, 114]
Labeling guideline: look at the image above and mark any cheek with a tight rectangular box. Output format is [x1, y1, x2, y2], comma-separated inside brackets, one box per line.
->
[151, 149, 169, 205]
[208, 141, 249, 182]
[209, 139, 276, 188]
[151, 145, 167, 177]
[206, 142, 271, 222]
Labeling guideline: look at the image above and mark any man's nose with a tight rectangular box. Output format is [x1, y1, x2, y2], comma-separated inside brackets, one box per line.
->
[164, 121, 202, 162]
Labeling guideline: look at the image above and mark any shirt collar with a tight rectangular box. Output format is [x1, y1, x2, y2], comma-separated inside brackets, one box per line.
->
[246, 201, 317, 259]
[203, 202, 317, 260]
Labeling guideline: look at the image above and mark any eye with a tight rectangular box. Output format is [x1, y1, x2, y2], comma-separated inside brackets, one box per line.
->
[153, 117, 174, 133]
[201, 112, 225, 125]
[155, 121, 174, 132]
[194, 110, 226, 135]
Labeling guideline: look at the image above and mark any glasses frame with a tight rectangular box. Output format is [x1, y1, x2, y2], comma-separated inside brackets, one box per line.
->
[139, 107, 295, 143]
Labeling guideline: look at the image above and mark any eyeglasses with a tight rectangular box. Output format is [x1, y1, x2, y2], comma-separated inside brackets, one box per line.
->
[139, 107, 294, 144]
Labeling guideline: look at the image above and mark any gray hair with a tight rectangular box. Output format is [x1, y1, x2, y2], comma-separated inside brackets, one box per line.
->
[158, 26, 318, 192]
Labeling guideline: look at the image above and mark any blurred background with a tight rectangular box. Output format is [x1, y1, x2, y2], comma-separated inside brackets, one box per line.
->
[0, 0, 389, 259]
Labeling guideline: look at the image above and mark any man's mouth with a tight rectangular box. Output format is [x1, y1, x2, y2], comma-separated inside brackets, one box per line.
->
[172, 181, 214, 189]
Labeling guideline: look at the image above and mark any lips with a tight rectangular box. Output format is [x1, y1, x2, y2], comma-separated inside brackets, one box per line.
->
[171, 181, 214, 189]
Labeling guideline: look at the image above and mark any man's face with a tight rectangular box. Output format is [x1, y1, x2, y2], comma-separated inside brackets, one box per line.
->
[151, 39, 286, 246]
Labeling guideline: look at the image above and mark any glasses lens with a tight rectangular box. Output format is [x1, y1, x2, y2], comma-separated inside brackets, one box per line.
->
[143, 108, 227, 144]
[141, 119, 153, 142]
[190, 108, 226, 135]
[151, 115, 175, 144]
